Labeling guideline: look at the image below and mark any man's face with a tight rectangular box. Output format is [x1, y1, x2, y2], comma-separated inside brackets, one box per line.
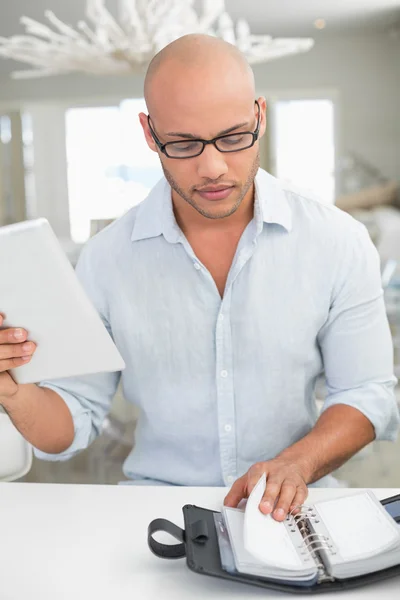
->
[140, 97, 266, 220]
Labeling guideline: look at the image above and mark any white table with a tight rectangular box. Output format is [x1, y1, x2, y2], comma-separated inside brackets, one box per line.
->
[0, 484, 399, 599]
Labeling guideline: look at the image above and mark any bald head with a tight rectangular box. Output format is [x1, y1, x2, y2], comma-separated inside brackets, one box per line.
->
[144, 34, 255, 117]
[139, 34, 264, 224]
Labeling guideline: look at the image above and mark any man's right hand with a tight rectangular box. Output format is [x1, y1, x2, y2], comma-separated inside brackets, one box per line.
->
[0, 313, 74, 454]
[0, 313, 37, 400]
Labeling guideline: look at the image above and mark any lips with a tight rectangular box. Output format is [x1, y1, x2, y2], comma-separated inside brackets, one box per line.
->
[196, 186, 234, 201]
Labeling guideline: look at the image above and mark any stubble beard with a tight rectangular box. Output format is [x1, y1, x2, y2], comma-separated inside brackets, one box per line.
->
[162, 151, 260, 220]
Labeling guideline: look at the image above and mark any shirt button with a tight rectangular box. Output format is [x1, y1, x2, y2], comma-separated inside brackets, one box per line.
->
[220, 370, 228, 378]
[224, 424, 232, 432]
[193, 263, 201, 270]
[219, 314, 224, 321]
[226, 475, 234, 484]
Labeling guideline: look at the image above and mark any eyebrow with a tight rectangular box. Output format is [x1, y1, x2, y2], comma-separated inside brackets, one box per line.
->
[165, 121, 250, 139]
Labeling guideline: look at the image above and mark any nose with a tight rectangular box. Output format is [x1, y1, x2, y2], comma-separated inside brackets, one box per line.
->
[196, 143, 229, 181]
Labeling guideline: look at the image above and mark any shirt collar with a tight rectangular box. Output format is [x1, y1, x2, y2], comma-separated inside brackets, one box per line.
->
[131, 177, 181, 243]
[131, 168, 292, 243]
[254, 168, 292, 232]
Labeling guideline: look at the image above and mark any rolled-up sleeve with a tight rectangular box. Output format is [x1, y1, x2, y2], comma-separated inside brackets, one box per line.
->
[317, 223, 399, 441]
[34, 245, 121, 462]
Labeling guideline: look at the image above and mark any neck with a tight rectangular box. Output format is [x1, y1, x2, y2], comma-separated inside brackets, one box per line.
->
[172, 184, 256, 236]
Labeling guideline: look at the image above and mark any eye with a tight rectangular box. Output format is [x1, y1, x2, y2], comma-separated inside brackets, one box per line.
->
[224, 135, 245, 144]
[216, 132, 253, 151]
[218, 134, 247, 147]
[170, 141, 201, 152]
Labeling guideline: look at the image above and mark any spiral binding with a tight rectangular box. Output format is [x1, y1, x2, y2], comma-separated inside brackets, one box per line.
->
[287, 505, 336, 583]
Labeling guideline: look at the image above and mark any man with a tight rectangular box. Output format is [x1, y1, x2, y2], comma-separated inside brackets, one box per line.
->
[0, 34, 398, 521]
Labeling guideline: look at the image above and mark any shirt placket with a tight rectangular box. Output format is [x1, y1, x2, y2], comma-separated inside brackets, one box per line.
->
[217, 236, 259, 486]
[178, 227, 259, 487]
[215, 289, 237, 486]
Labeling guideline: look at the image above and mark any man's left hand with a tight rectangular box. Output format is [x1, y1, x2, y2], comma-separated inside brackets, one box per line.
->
[223, 458, 310, 521]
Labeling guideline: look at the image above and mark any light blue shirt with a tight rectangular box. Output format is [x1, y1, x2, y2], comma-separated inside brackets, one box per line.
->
[36, 169, 399, 487]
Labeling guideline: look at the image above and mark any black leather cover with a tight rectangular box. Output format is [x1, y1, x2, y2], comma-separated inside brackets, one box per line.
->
[148, 497, 400, 594]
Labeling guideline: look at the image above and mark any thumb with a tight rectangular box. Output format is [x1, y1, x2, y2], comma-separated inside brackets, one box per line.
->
[0, 371, 19, 398]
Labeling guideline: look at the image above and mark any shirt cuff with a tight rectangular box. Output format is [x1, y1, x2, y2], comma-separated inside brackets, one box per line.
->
[321, 379, 399, 442]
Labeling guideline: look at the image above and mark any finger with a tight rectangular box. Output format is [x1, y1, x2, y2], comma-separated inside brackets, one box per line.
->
[0, 327, 28, 345]
[224, 476, 247, 508]
[0, 355, 32, 372]
[0, 341, 36, 361]
[289, 486, 309, 514]
[259, 478, 282, 515]
[272, 482, 298, 521]
[245, 464, 269, 497]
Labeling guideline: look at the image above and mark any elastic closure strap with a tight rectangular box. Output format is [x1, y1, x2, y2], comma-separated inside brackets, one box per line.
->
[188, 519, 209, 544]
[148, 518, 186, 559]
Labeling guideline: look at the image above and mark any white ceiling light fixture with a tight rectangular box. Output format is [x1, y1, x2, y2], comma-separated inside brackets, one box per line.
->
[0, 0, 314, 79]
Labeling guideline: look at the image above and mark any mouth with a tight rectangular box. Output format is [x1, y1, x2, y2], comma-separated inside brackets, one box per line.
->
[195, 186, 235, 201]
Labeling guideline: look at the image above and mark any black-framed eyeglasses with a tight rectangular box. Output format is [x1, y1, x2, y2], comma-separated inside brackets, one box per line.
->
[147, 100, 261, 159]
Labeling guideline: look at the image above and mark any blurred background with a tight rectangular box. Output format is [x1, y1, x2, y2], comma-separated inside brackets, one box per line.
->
[0, 0, 399, 487]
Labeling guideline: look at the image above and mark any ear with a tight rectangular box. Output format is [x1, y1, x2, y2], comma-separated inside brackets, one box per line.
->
[138, 112, 159, 153]
[257, 96, 267, 140]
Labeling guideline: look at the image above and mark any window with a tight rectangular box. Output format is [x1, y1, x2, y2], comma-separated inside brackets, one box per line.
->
[271, 99, 335, 203]
[66, 98, 162, 243]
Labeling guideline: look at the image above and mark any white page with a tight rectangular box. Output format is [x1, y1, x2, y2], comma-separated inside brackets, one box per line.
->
[223, 506, 318, 583]
[314, 491, 400, 562]
[223, 507, 269, 567]
[243, 474, 304, 569]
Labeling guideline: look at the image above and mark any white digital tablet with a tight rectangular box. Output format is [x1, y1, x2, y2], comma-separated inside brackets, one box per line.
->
[0, 218, 125, 385]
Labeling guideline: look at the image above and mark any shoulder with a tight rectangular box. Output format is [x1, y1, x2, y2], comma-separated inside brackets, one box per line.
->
[282, 180, 364, 235]
[279, 179, 373, 259]
[77, 176, 167, 269]
[79, 205, 140, 263]
[75, 203, 142, 292]
[282, 183, 381, 303]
